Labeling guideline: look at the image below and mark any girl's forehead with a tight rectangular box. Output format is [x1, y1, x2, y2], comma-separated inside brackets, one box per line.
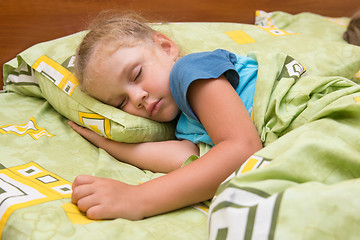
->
[85, 43, 134, 80]
[89, 38, 150, 64]
[87, 40, 126, 71]
[93, 39, 123, 59]
[85, 37, 159, 81]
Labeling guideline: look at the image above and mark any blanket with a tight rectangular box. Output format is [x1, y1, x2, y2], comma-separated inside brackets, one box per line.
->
[209, 73, 360, 238]
[209, 13, 360, 240]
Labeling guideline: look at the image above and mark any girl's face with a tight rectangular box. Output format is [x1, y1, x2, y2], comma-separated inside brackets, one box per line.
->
[85, 33, 180, 122]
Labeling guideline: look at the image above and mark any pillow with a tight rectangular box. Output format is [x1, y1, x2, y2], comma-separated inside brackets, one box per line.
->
[3, 32, 176, 143]
[3, 13, 360, 143]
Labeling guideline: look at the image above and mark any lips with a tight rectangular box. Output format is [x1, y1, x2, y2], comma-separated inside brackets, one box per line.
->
[147, 100, 161, 117]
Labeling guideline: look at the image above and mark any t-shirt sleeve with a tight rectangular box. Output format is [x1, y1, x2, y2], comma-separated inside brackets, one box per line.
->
[169, 49, 239, 120]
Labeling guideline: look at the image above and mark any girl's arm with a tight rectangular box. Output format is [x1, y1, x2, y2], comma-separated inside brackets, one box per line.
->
[68, 121, 199, 173]
[72, 75, 262, 220]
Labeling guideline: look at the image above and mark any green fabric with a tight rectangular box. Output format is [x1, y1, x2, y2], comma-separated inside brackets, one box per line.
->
[208, 19, 360, 240]
[255, 10, 350, 41]
[0, 92, 208, 240]
[210, 97, 360, 239]
[1, 11, 360, 240]
[209, 13, 360, 239]
[252, 52, 360, 146]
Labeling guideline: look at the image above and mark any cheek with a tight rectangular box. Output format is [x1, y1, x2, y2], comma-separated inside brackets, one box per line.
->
[162, 100, 180, 122]
[122, 105, 142, 117]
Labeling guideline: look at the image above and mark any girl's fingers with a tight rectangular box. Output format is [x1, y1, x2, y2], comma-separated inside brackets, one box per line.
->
[85, 204, 107, 220]
[73, 175, 95, 187]
[68, 121, 104, 145]
[68, 121, 80, 130]
[68, 121, 86, 134]
[72, 176, 114, 218]
[76, 194, 101, 214]
[72, 175, 96, 204]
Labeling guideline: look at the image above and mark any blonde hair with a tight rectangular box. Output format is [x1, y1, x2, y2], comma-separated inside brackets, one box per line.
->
[343, 11, 360, 46]
[74, 10, 157, 88]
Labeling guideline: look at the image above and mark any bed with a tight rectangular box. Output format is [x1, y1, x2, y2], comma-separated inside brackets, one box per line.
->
[1, 0, 360, 239]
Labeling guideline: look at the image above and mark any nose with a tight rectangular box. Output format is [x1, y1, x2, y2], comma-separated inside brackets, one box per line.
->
[130, 87, 148, 109]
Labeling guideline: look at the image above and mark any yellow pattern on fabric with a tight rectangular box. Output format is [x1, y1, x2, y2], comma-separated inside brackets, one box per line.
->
[0, 162, 72, 237]
[33, 55, 79, 96]
[257, 26, 298, 36]
[78, 112, 112, 139]
[62, 203, 99, 224]
[192, 203, 209, 215]
[240, 157, 259, 173]
[238, 155, 270, 175]
[353, 71, 360, 82]
[353, 96, 360, 103]
[225, 31, 256, 45]
[0, 117, 54, 140]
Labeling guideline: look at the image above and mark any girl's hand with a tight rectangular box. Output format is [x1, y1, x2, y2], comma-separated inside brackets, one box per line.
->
[68, 121, 107, 148]
[72, 175, 145, 220]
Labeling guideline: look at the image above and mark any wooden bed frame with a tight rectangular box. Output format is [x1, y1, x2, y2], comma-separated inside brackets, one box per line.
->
[0, 0, 358, 90]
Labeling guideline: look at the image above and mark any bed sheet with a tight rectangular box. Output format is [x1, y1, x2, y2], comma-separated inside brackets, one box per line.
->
[0, 92, 208, 239]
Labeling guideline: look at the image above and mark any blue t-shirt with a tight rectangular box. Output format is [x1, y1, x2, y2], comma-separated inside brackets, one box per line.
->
[169, 49, 258, 146]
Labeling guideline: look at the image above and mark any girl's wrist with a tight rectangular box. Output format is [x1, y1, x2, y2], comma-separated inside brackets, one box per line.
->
[135, 181, 168, 219]
[97, 135, 111, 149]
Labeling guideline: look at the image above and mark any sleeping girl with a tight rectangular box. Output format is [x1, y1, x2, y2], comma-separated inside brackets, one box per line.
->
[69, 11, 263, 220]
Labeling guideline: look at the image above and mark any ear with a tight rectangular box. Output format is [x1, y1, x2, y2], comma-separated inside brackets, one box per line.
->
[153, 32, 179, 61]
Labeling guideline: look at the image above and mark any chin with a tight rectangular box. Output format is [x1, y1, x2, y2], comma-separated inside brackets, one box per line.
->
[154, 112, 180, 123]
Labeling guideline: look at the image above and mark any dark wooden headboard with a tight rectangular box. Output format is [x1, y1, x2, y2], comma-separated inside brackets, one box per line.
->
[0, 0, 358, 89]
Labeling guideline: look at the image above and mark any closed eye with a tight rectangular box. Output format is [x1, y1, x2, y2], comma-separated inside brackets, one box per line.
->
[134, 67, 142, 81]
[117, 97, 127, 109]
